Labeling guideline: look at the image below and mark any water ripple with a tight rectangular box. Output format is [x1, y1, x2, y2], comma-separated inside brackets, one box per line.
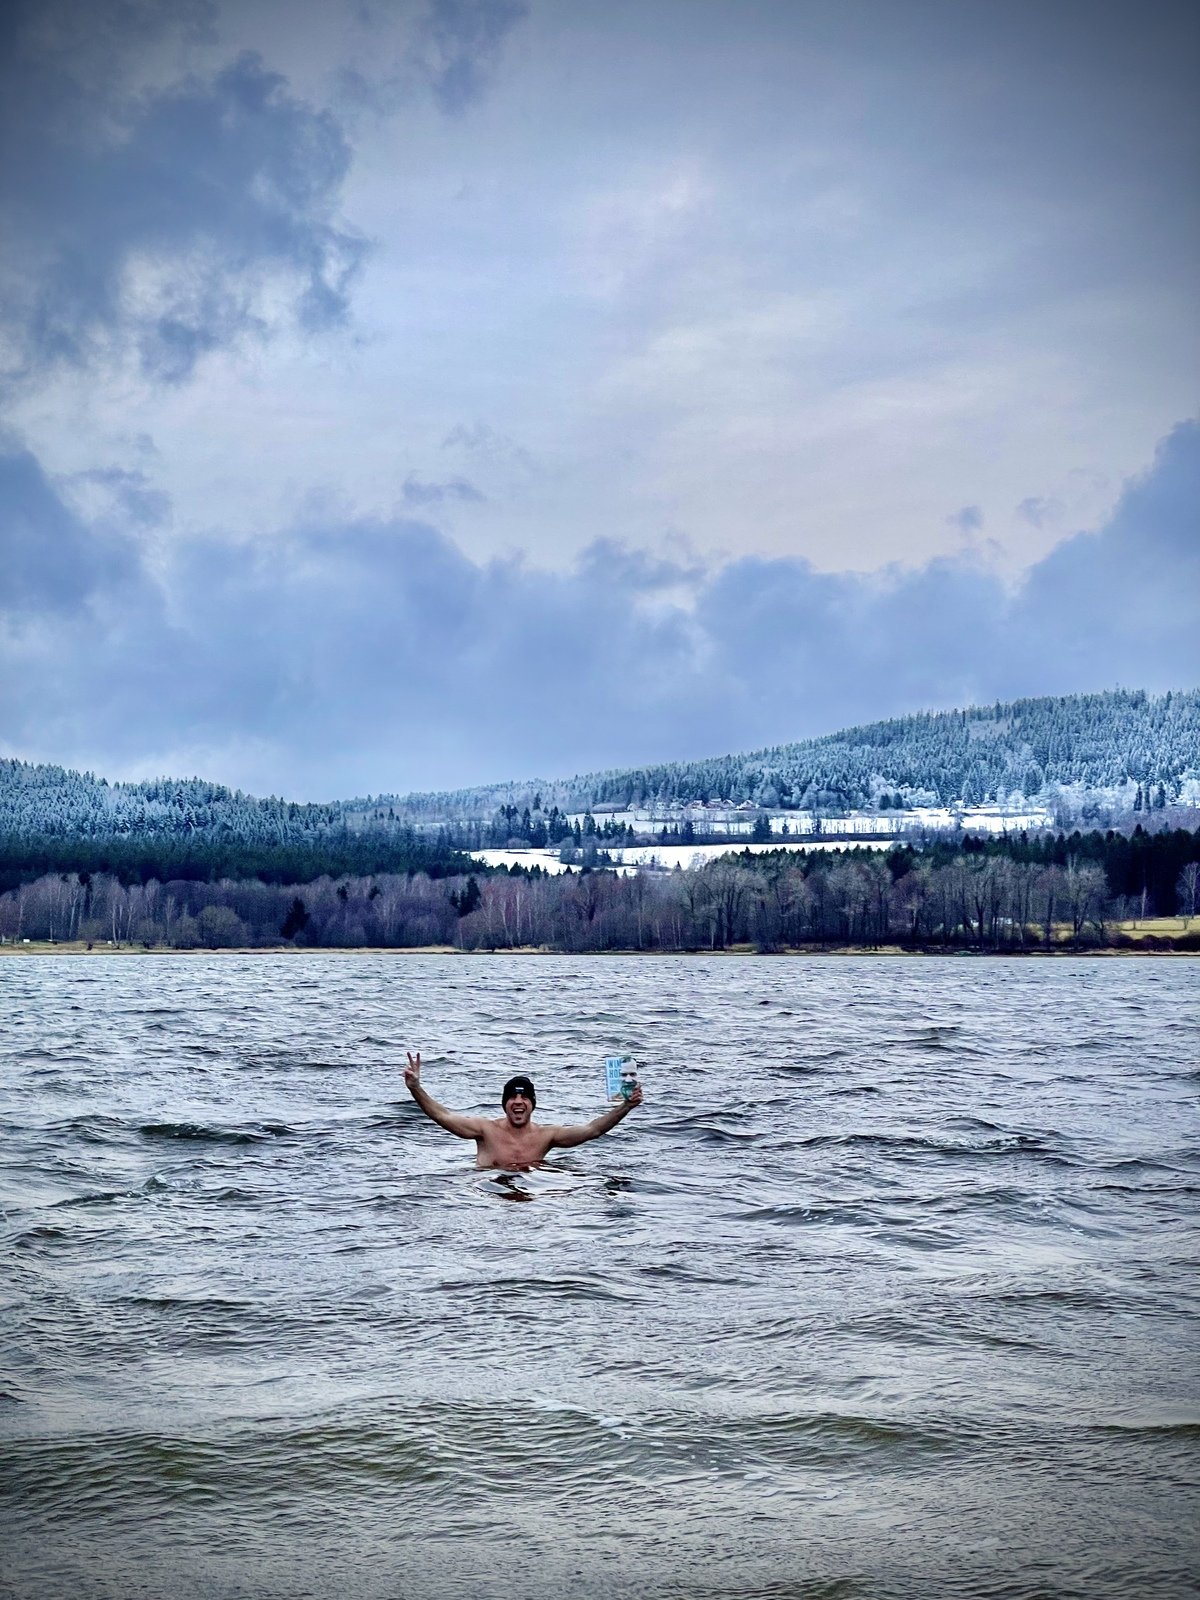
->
[1, 952, 1198, 1599]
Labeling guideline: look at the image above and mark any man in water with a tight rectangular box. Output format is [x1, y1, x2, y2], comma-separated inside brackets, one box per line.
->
[403, 1052, 643, 1169]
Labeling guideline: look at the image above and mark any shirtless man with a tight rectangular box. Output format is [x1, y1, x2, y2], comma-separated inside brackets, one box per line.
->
[403, 1052, 643, 1170]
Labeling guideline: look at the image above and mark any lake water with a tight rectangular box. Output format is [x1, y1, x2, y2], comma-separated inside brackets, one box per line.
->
[2, 953, 1198, 1599]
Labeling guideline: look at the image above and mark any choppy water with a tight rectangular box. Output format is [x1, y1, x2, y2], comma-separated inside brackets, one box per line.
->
[1, 953, 1198, 1600]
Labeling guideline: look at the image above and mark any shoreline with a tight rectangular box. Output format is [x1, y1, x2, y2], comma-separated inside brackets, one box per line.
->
[1, 941, 1194, 958]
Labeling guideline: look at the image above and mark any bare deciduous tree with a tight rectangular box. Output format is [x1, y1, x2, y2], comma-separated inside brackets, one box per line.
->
[1177, 861, 1200, 927]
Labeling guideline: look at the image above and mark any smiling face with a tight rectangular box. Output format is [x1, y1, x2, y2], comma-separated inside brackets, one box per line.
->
[503, 1090, 533, 1128]
[500, 1075, 536, 1125]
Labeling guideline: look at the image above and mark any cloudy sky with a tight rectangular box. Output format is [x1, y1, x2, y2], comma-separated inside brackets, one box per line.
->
[2, 0, 1197, 800]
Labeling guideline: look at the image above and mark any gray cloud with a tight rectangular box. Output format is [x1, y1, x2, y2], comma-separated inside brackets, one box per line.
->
[401, 474, 486, 507]
[0, 0, 217, 97]
[333, 0, 528, 119]
[1016, 497, 1062, 530]
[2, 422, 1195, 797]
[441, 422, 536, 475]
[416, 0, 528, 115]
[0, 6, 365, 383]
[69, 467, 172, 530]
[0, 447, 147, 615]
[948, 505, 983, 535]
[2, 0, 1192, 586]
[1016, 419, 1200, 679]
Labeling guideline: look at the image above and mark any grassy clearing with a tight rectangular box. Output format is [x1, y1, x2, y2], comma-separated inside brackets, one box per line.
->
[1110, 916, 1193, 941]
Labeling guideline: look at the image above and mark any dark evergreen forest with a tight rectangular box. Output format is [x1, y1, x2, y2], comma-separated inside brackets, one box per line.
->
[4, 827, 1197, 953]
[0, 830, 469, 897]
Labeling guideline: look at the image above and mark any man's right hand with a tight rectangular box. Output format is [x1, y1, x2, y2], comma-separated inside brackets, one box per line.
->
[404, 1051, 422, 1091]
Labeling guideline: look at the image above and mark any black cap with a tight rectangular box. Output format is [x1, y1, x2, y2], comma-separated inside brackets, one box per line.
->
[501, 1074, 536, 1108]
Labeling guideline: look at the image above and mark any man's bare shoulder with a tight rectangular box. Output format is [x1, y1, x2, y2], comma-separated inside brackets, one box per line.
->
[534, 1121, 574, 1143]
[448, 1111, 490, 1135]
[476, 1114, 518, 1138]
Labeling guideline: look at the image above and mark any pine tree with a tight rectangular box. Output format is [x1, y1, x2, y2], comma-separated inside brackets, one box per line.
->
[450, 876, 481, 917]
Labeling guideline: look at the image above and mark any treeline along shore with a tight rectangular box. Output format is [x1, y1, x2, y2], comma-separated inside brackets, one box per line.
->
[2, 827, 1198, 953]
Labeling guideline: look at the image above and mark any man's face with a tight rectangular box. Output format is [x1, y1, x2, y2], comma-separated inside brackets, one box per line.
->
[504, 1091, 532, 1128]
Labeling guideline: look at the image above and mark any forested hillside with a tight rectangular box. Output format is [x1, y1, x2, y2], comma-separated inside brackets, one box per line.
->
[0, 766, 344, 841]
[0, 766, 467, 889]
[3, 690, 1197, 886]
[383, 689, 1200, 819]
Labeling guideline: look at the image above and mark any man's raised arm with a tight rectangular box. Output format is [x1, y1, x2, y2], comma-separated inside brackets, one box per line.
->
[404, 1052, 486, 1140]
[546, 1085, 644, 1150]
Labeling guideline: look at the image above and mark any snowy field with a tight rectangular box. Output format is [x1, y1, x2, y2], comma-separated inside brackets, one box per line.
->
[475, 839, 923, 875]
[561, 804, 1054, 836]
[471, 803, 1058, 876]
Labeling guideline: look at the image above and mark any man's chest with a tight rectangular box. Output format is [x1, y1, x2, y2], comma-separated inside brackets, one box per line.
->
[481, 1127, 550, 1168]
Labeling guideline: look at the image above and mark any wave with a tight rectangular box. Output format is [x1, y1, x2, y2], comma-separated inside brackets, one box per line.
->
[729, 1201, 877, 1227]
[987, 1285, 1135, 1314]
[655, 1114, 763, 1144]
[136, 1120, 296, 1144]
[884, 1023, 965, 1047]
[125, 1293, 255, 1315]
[53, 1179, 162, 1207]
[844, 1308, 1048, 1353]
[1095, 1180, 1200, 1196]
[430, 1273, 640, 1305]
[46, 1114, 130, 1144]
[1094, 1416, 1200, 1438]
[12, 1223, 67, 1249]
[792, 1129, 1065, 1159]
[39, 1114, 302, 1148]
[0, 1400, 956, 1534]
